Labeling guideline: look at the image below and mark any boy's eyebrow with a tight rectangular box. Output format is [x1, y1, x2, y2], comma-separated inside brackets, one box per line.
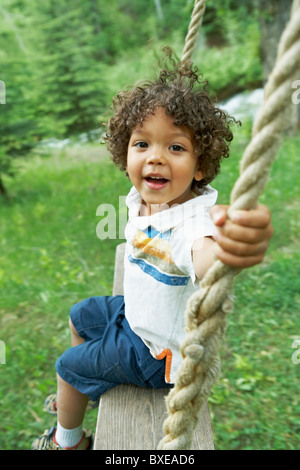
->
[172, 131, 192, 140]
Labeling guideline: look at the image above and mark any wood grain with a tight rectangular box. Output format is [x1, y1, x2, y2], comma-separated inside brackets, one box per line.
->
[94, 384, 214, 450]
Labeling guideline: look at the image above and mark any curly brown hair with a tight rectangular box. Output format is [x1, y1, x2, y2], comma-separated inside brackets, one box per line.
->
[105, 48, 239, 192]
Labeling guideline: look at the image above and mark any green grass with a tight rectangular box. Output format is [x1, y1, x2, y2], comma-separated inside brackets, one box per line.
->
[0, 132, 299, 450]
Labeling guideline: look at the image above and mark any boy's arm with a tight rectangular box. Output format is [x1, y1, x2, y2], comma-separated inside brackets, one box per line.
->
[192, 204, 273, 280]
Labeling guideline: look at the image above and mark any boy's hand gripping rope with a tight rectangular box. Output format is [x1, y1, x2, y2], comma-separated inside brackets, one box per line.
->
[158, 0, 300, 450]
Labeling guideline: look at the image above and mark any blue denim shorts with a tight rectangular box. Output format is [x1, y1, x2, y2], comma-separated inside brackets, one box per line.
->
[55, 295, 172, 401]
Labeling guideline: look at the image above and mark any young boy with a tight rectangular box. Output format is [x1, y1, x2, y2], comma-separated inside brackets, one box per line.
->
[31, 54, 273, 450]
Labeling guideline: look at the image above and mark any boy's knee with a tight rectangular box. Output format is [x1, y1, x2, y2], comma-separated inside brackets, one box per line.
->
[69, 316, 85, 345]
[69, 316, 78, 336]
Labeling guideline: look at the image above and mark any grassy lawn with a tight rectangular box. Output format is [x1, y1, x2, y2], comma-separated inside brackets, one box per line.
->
[0, 131, 299, 450]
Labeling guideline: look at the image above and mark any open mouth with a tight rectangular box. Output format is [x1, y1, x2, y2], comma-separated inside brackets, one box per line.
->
[145, 176, 169, 184]
[144, 175, 169, 190]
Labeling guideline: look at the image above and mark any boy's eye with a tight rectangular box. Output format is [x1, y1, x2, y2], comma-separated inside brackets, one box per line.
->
[135, 141, 148, 149]
[170, 144, 184, 152]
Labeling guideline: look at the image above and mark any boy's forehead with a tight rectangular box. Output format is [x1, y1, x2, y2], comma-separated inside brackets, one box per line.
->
[131, 108, 193, 139]
[131, 126, 191, 139]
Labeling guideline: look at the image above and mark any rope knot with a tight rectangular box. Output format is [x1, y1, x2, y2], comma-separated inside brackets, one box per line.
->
[183, 344, 204, 363]
[221, 296, 235, 314]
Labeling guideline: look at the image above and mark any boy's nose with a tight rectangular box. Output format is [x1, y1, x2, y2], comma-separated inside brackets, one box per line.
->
[146, 150, 166, 165]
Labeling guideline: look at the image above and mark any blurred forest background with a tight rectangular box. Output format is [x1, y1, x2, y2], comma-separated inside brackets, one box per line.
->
[1, 0, 297, 195]
[1, 0, 299, 450]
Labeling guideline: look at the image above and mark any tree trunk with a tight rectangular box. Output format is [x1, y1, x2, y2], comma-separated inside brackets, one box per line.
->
[257, 0, 299, 129]
[154, 0, 163, 20]
[0, 176, 8, 198]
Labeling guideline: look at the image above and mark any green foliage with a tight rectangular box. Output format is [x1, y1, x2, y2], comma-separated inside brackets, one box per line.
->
[0, 2, 37, 183]
[24, 1, 110, 138]
[0, 0, 265, 192]
[194, 1, 263, 98]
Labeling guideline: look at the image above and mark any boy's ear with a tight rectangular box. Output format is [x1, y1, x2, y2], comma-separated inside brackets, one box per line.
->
[194, 168, 204, 181]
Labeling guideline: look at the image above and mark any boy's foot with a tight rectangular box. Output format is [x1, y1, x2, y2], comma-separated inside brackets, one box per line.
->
[31, 426, 93, 450]
[44, 393, 99, 416]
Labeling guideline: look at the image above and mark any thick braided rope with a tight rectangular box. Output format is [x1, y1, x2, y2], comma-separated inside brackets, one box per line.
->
[181, 0, 207, 62]
[158, 0, 300, 450]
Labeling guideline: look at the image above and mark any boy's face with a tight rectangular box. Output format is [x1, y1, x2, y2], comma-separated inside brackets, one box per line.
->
[126, 107, 203, 214]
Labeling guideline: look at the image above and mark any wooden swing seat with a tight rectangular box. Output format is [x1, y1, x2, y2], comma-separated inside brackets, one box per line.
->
[93, 243, 214, 450]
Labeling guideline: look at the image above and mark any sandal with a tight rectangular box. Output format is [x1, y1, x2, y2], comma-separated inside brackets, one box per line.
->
[31, 426, 93, 450]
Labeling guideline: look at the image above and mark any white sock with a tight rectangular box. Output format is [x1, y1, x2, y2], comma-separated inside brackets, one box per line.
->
[55, 422, 84, 448]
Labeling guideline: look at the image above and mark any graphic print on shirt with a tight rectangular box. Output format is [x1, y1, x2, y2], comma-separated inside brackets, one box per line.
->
[129, 226, 189, 286]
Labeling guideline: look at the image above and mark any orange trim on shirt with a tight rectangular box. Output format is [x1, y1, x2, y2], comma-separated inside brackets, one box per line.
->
[155, 348, 172, 383]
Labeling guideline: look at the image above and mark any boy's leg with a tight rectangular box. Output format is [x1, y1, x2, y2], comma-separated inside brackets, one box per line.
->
[44, 318, 97, 417]
[56, 373, 88, 430]
[53, 373, 90, 448]
[31, 372, 92, 450]
[53, 296, 126, 448]
[53, 320, 89, 447]
[69, 316, 85, 347]
[32, 296, 126, 449]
